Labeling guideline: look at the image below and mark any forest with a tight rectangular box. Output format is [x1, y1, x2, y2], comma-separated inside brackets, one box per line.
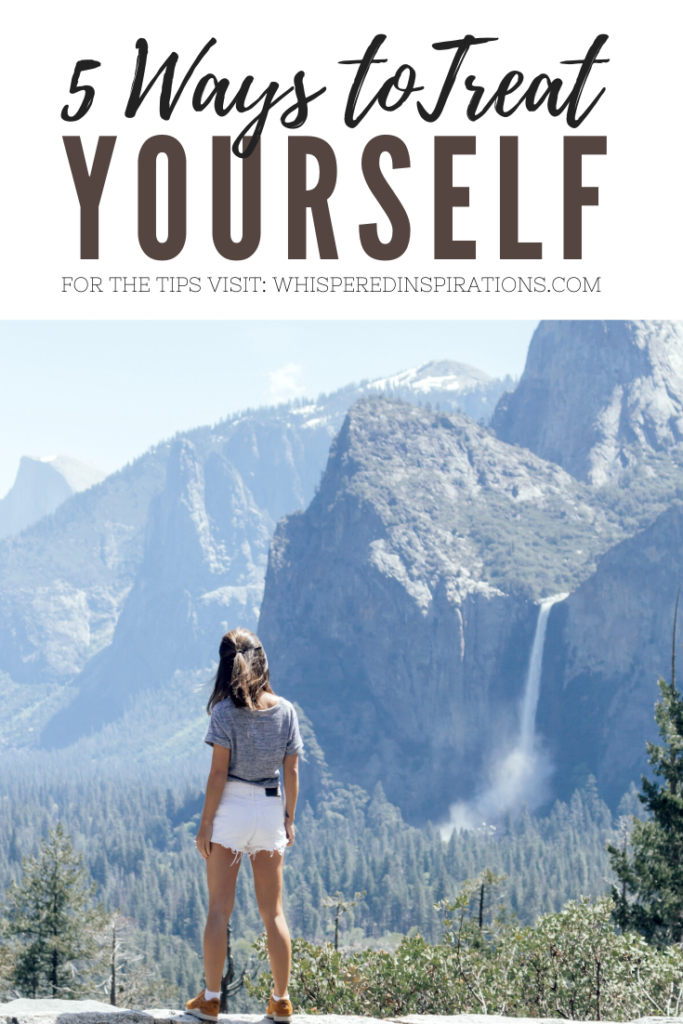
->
[4, 662, 680, 1016]
[0, 759, 637, 1007]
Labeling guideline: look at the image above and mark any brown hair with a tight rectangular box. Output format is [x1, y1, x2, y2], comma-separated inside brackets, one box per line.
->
[207, 627, 273, 712]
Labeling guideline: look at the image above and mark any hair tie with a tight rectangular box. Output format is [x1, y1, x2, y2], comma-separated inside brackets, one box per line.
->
[219, 643, 262, 658]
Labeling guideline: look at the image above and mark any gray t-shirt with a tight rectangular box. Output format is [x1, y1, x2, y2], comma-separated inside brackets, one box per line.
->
[204, 696, 303, 787]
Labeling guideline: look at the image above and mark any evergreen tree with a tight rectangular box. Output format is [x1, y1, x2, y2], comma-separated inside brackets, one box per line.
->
[609, 665, 683, 942]
[0, 763, 623, 1001]
[1, 823, 107, 996]
[0, 935, 18, 998]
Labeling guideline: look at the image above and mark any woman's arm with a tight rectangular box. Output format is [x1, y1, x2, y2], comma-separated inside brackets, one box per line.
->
[196, 744, 230, 859]
[282, 753, 299, 847]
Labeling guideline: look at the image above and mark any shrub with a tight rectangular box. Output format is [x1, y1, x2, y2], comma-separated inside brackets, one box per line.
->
[248, 880, 683, 1019]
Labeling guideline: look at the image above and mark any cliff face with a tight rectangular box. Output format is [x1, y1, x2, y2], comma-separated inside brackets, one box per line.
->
[0, 361, 499, 753]
[39, 434, 310, 748]
[258, 398, 623, 823]
[0, 411, 335, 750]
[0, 455, 106, 540]
[492, 321, 683, 484]
[538, 502, 683, 806]
[0, 448, 168, 746]
[8, 328, 683, 817]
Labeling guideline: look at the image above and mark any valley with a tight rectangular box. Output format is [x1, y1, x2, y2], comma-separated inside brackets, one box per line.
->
[1, 321, 682, 829]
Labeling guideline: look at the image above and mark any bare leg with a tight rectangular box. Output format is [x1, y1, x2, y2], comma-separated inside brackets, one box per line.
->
[251, 851, 290, 997]
[204, 844, 241, 992]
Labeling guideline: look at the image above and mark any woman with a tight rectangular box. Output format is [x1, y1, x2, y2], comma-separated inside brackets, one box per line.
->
[185, 627, 302, 1024]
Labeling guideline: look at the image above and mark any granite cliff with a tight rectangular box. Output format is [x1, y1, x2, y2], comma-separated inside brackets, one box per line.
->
[40, 439, 272, 747]
[258, 397, 625, 823]
[0, 406, 332, 749]
[7, 324, 683, 825]
[539, 501, 683, 807]
[0, 361, 501, 753]
[36, 407, 335, 749]
[492, 320, 683, 484]
[488, 319, 683, 805]
[0, 447, 167, 745]
[0, 454, 106, 540]
[258, 321, 683, 822]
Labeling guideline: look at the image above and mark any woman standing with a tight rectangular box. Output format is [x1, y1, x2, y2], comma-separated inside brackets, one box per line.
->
[186, 628, 302, 1023]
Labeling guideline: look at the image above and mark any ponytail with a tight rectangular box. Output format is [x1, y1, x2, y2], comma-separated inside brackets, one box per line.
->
[207, 627, 272, 712]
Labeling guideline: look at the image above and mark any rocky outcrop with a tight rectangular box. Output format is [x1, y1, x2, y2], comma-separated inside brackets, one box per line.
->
[41, 439, 272, 747]
[258, 398, 624, 824]
[0, 456, 106, 540]
[538, 502, 683, 806]
[0, 1000, 658, 1023]
[0, 1013, 659, 1024]
[0, 1004, 387, 1024]
[492, 321, 683, 484]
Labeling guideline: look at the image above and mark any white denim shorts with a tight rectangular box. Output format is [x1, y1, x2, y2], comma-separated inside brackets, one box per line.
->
[211, 779, 287, 860]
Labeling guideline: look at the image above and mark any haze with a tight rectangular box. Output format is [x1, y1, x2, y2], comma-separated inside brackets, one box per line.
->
[0, 319, 536, 497]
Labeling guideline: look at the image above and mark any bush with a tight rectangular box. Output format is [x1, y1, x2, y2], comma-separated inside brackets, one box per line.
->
[504, 897, 683, 1019]
[248, 879, 683, 1019]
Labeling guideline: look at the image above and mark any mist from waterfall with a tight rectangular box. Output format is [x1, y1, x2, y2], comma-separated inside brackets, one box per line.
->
[442, 592, 569, 837]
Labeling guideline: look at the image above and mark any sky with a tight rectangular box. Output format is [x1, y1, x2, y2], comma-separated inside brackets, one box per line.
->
[0, 320, 538, 497]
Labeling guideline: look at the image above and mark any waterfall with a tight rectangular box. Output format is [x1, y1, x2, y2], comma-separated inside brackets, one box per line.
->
[518, 593, 569, 755]
[442, 592, 569, 836]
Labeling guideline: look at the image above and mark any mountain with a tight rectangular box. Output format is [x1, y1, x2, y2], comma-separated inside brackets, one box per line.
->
[487, 319, 683, 803]
[0, 359, 511, 753]
[492, 321, 683, 484]
[258, 321, 683, 822]
[0, 446, 168, 746]
[0, 455, 106, 540]
[538, 501, 683, 807]
[258, 397, 626, 823]
[361, 359, 513, 422]
[17, 407, 334, 750]
[40, 438, 272, 747]
[8, 324, 683, 826]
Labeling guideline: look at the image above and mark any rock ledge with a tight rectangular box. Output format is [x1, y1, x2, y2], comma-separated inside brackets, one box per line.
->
[0, 1002, 678, 1024]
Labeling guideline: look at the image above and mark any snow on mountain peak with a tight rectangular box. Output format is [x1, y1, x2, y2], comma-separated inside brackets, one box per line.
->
[364, 359, 494, 396]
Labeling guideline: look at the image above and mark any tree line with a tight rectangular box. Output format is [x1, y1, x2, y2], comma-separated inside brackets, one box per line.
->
[1, 655, 682, 1012]
[0, 769, 627, 1004]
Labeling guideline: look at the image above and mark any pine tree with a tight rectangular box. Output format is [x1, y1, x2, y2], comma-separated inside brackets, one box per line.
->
[609, 639, 683, 942]
[0, 933, 19, 998]
[1, 823, 108, 996]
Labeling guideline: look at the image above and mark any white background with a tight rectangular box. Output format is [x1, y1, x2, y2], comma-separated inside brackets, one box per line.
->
[0, 0, 680, 319]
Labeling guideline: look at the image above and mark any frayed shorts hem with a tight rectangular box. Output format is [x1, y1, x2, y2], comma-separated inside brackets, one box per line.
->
[211, 841, 287, 865]
[210, 779, 288, 865]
